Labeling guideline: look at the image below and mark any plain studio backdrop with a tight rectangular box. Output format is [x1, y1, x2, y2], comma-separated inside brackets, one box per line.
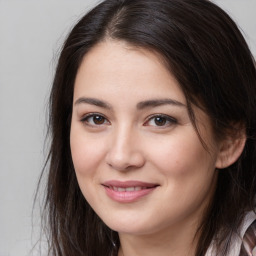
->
[0, 0, 255, 255]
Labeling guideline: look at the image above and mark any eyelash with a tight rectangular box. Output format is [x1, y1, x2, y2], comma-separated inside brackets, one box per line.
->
[80, 113, 177, 128]
[144, 114, 177, 128]
[80, 113, 110, 127]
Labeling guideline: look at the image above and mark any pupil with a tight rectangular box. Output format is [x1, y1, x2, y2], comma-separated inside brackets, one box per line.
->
[93, 115, 104, 124]
[155, 117, 166, 126]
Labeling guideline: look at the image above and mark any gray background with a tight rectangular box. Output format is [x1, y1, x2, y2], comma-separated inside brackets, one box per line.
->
[0, 1, 255, 255]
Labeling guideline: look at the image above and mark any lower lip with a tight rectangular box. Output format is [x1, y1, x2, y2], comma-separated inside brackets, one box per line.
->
[103, 186, 156, 203]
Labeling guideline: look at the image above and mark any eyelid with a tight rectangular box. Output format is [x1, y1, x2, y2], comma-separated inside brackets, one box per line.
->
[80, 112, 110, 126]
[144, 114, 178, 127]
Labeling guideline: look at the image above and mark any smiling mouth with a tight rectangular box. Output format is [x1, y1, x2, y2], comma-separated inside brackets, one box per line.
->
[109, 186, 153, 192]
[102, 181, 159, 203]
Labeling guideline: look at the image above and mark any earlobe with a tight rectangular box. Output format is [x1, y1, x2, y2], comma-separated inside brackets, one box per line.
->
[215, 133, 246, 169]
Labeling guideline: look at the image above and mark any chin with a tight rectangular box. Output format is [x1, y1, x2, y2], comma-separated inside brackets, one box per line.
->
[102, 216, 164, 236]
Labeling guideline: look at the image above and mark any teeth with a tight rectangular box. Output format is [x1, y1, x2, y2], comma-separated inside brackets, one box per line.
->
[112, 186, 143, 192]
[126, 187, 137, 191]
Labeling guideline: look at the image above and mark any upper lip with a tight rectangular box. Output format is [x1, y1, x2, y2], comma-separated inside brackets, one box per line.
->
[102, 180, 159, 188]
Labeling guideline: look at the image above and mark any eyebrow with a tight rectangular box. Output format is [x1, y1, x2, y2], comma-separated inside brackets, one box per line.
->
[136, 99, 186, 109]
[74, 97, 186, 110]
[74, 97, 112, 110]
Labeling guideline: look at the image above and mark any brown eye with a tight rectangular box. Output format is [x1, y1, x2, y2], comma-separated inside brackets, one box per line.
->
[154, 116, 167, 126]
[144, 114, 177, 127]
[93, 115, 105, 125]
[81, 113, 109, 126]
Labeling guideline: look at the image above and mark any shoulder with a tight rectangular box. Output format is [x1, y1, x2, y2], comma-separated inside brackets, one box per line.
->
[206, 211, 256, 256]
[239, 211, 256, 256]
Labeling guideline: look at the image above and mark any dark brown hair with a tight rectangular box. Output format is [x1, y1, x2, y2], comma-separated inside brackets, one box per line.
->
[39, 0, 256, 255]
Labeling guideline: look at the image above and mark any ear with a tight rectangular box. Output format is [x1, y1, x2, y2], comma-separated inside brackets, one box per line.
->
[215, 131, 246, 169]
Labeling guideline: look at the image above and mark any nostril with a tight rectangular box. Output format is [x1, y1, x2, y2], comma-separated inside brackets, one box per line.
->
[106, 149, 145, 171]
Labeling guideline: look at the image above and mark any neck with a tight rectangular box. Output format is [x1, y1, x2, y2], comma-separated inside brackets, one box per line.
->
[118, 222, 199, 256]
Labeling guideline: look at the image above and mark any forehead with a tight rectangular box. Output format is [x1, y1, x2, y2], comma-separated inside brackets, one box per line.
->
[74, 40, 186, 104]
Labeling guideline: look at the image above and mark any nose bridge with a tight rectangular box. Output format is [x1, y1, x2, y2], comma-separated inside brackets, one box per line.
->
[115, 123, 133, 151]
[106, 122, 144, 171]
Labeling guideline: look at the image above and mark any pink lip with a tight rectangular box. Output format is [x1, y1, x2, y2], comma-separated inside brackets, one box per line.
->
[102, 180, 159, 203]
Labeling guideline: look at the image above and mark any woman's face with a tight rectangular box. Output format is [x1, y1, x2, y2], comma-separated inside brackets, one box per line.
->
[70, 40, 221, 237]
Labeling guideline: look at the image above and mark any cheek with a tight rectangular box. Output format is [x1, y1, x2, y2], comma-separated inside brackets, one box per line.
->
[149, 133, 210, 173]
[70, 127, 106, 204]
[146, 129, 217, 196]
[70, 126, 105, 177]
[147, 133, 217, 220]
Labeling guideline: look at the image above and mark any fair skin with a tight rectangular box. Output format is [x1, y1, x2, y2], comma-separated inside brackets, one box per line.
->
[70, 40, 233, 256]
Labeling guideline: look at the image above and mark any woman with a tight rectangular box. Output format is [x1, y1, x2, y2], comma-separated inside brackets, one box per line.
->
[40, 0, 256, 255]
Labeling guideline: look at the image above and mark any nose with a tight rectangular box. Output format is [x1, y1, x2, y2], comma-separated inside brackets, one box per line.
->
[105, 126, 145, 171]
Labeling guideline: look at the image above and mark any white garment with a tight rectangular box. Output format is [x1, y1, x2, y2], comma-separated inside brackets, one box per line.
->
[205, 211, 256, 256]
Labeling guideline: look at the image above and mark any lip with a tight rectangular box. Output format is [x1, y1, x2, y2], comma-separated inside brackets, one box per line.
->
[102, 180, 159, 203]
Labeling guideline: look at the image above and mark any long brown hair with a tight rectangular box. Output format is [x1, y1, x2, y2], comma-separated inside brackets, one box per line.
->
[38, 0, 256, 255]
